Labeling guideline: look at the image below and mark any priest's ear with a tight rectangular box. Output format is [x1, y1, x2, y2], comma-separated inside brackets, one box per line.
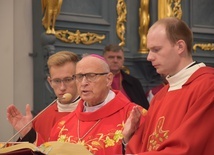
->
[176, 40, 186, 54]
[106, 72, 114, 87]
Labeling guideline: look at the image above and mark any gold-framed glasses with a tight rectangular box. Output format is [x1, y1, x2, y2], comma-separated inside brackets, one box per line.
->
[51, 76, 75, 86]
[75, 72, 108, 82]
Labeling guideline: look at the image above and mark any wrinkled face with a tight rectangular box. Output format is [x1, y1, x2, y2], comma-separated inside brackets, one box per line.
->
[103, 50, 124, 74]
[75, 57, 113, 106]
[147, 25, 180, 76]
[48, 62, 78, 104]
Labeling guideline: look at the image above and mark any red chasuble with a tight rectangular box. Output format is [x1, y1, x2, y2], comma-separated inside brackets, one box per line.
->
[33, 102, 70, 146]
[126, 67, 214, 155]
[49, 90, 146, 155]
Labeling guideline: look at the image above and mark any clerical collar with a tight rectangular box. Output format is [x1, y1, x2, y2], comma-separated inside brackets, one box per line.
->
[83, 90, 116, 112]
[71, 96, 81, 103]
[187, 61, 199, 69]
[166, 62, 205, 91]
[57, 96, 80, 112]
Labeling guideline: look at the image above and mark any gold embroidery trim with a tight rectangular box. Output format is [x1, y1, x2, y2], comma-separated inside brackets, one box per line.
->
[57, 122, 124, 154]
[147, 116, 169, 151]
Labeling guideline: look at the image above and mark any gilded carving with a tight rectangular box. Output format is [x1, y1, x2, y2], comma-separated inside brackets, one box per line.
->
[55, 30, 105, 45]
[158, 0, 182, 19]
[138, 0, 150, 53]
[41, 0, 63, 34]
[158, 0, 173, 19]
[193, 43, 214, 51]
[116, 0, 127, 47]
[173, 0, 182, 19]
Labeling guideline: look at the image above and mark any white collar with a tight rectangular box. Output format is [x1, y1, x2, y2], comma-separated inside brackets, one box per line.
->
[57, 96, 80, 112]
[83, 90, 116, 112]
[166, 62, 205, 91]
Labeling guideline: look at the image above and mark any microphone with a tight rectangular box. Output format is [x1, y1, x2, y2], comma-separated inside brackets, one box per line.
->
[60, 93, 73, 104]
[2, 93, 72, 148]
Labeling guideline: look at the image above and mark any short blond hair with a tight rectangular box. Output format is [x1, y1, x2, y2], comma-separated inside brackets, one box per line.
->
[47, 51, 79, 69]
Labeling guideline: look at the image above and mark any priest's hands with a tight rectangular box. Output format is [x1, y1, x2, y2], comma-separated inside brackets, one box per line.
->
[7, 104, 33, 138]
[122, 105, 142, 144]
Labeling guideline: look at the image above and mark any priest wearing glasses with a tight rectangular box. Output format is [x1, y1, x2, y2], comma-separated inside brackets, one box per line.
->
[48, 54, 147, 155]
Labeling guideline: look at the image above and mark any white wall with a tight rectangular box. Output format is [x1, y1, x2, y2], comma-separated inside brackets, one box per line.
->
[0, 0, 33, 141]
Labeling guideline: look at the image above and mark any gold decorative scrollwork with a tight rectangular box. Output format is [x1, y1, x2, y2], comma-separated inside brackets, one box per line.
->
[116, 0, 127, 47]
[138, 0, 150, 53]
[158, 0, 182, 19]
[55, 30, 105, 45]
[193, 43, 214, 51]
[172, 0, 182, 19]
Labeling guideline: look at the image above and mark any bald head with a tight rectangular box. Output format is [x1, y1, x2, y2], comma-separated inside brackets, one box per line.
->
[75, 54, 113, 106]
[77, 54, 110, 73]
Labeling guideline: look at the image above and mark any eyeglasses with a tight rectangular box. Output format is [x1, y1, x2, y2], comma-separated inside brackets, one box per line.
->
[50, 76, 75, 86]
[75, 72, 109, 82]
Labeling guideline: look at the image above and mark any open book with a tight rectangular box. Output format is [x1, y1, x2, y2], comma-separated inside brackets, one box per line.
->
[0, 141, 92, 155]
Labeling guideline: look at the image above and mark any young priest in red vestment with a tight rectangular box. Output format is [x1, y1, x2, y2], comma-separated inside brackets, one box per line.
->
[48, 54, 147, 155]
[7, 51, 80, 146]
[122, 17, 214, 155]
